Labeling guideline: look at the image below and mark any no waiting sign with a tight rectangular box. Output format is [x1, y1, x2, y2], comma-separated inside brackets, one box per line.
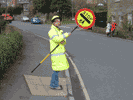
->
[75, 8, 96, 29]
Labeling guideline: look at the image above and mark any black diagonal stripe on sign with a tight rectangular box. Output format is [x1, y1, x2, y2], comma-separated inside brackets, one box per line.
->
[80, 13, 90, 24]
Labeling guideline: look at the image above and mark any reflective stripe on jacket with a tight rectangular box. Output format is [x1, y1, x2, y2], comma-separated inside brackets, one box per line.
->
[48, 24, 70, 71]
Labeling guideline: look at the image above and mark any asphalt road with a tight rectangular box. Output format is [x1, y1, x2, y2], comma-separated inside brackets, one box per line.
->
[1, 21, 133, 100]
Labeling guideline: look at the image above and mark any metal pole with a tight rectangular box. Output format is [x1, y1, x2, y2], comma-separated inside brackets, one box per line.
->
[6, 0, 7, 20]
[72, 0, 73, 19]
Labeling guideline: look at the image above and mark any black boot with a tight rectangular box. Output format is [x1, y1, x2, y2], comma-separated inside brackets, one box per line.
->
[107, 33, 109, 37]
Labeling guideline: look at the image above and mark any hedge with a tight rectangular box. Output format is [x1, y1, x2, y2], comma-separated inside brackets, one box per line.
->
[0, 30, 23, 79]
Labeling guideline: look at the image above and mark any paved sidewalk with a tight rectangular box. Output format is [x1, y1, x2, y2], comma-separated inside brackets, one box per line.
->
[0, 29, 74, 100]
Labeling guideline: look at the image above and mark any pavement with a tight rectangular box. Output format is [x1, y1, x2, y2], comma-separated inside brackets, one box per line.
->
[0, 29, 75, 100]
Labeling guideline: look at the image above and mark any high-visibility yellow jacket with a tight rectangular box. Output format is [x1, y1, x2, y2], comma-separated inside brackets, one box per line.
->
[48, 24, 71, 71]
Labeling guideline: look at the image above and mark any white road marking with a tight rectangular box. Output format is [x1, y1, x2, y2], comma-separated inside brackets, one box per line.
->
[31, 33, 49, 41]
[60, 26, 82, 30]
[66, 25, 77, 26]
[65, 52, 91, 100]
[60, 26, 71, 28]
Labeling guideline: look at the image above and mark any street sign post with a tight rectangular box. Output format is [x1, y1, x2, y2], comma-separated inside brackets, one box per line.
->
[75, 8, 96, 29]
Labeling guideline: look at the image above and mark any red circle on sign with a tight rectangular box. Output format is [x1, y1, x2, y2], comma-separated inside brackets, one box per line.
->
[75, 8, 96, 29]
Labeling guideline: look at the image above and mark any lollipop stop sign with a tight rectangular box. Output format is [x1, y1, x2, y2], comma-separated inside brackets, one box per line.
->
[75, 8, 96, 29]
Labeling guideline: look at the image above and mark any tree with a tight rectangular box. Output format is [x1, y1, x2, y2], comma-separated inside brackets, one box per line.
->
[0, 3, 2, 8]
[72, 0, 88, 16]
[32, 0, 53, 22]
[32, 0, 72, 21]
[32, 0, 44, 11]
[7, 7, 14, 16]
[41, 0, 55, 22]
[50, 0, 72, 19]
[73, 0, 87, 11]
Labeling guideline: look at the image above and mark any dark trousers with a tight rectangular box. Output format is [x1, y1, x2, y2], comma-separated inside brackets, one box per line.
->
[111, 29, 115, 37]
[107, 29, 115, 37]
[107, 32, 111, 37]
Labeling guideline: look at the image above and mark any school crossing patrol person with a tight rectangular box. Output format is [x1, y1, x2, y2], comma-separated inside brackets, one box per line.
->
[48, 15, 71, 90]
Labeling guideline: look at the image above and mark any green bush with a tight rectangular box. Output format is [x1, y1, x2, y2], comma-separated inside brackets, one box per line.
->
[0, 19, 7, 34]
[0, 30, 23, 79]
[121, 20, 133, 31]
[27, 14, 31, 18]
[0, 19, 7, 27]
[36, 15, 40, 17]
[119, 21, 133, 39]
[7, 7, 15, 16]
[0, 7, 6, 15]
[114, 30, 119, 35]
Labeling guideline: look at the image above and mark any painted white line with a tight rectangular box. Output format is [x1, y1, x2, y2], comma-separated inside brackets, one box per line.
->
[35, 34, 49, 41]
[60, 26, 71, 28]
[70, 28, 81, 31]
[60, 26, 65, 28]
[66, 25, 77, 26]
[26, 30, 49, 41]
[65, 52, 91, 100]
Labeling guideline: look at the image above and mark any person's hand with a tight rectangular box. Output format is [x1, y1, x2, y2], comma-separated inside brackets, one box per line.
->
[60, 40, 65, 44]
[68, 32, 71, 36]
[60, 30, 63, 33]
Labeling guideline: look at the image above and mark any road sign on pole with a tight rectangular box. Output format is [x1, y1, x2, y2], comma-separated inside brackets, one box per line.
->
[75, 8, 96, 29]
